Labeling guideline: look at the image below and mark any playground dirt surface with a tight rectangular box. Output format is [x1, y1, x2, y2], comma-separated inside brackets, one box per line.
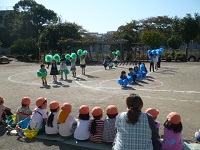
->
[0, 60, 200, 149]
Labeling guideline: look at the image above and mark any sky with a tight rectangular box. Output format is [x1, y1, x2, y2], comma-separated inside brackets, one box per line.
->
[0, 0, 200, 33]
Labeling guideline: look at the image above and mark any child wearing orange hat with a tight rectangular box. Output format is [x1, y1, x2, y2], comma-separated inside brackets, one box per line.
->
[0, 96, 13, 124]
[74, 105, 91, 140]
[58, 103, 77, 137]
[102, 105, 118, 143]
[15, 97, 32, 124]
[145, 108, 160, 132]
[29, 97, 48, 131]
[162, 112, 184, 150]
[45, 101, 60, 135]
[89, 106, 104, 143]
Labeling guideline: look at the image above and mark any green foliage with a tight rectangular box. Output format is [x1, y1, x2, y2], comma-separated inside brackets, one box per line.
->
[140, 30, 164, 49]
[10, 38, 38, 55]
[167, 35, 182, 49]
[174, 52, 185, 59]
[162, 51, 172, 59]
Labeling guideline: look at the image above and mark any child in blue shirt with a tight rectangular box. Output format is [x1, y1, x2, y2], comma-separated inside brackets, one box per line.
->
[117, 71, 129, 87]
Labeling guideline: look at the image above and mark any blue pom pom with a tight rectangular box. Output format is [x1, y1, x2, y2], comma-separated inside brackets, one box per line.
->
[117, 78, 123, 85]
[123, 79, 129, 86]
[127, 75, 133, 83]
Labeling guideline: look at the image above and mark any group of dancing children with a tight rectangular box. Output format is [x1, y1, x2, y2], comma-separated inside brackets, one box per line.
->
[0, 94, 195, 149]
[117, 62, 147, 87]
[38, 55, 87, 85]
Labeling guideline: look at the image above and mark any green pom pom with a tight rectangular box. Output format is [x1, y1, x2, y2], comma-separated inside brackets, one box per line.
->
[53, 54, 61, 62]
[77, 49, 83, 56]
[82, 50, 88, 55]
[65, 69, 70, 74]
[37, 72, 42, 77]
[65, 54, 71, 60]
[45, 55, 52, 62]
[112, 52, 115, 55]
[58, 70, 61, 75]
[41, 72, 47, 78]
[115, 50, 120, 55]
[71, 53, 77, 59]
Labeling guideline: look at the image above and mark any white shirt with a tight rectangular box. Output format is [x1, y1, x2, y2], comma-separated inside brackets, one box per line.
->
[60, 62, 67, 71]
[45, 112, 59, 134]
[80, 58, 86, 65]
[74, 119, 91, 140]
[58, 114, 77, 137]
[153, 56, 158, 63]
[29, 108, 48, 130]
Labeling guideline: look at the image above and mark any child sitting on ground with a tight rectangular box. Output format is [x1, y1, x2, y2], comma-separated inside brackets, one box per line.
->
[102, 105, 118, 143]
[128, 68, 136, 83]
[0, 96, 13, 124]
[162, 112, 184, 150]
[15, 97, 32, 124]
[74, 105, 91, 140]
[29, 97, 48, 132]
[58, 103, 77, 137]
[195, 129, 200, 142]
[45, 101, 60, 135]
[89, 106, 104, 143]
[117, 71, 129, 87]
[145, 108, 160, 132]
[103, 57, 108, 70]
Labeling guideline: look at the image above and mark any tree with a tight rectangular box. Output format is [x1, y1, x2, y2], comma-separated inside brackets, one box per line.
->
[140, 16, 173, 47]
[167, 35, 182, 59]
[140, 30, 163, 49]
[4, 0, 58, 42]
[39, 22, 85, 51]
[10, 38, 38, 55]
[167, 35, 182, 49]
[172, 14, 199, 59]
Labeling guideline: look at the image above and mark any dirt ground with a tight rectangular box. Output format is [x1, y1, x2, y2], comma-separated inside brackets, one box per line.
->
[0, 60, 200, 149]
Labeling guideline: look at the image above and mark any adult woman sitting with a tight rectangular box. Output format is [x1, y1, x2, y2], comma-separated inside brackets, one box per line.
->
[113, 93, 161, 150]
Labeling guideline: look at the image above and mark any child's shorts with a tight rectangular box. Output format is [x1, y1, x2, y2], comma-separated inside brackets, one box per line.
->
[80, 64, 86, 68]
[70, 66, 76, 71]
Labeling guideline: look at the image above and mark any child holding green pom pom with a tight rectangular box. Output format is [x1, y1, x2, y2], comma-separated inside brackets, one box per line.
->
[69, 58, 77, 78]
[50, 60, 59, 83]
[60, 58, 68, 80]
[40, 64, 47, 85]
[80, 55, 87, 75]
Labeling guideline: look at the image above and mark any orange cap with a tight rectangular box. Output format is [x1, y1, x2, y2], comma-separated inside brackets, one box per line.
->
[0, 96, 4, 102]
[91, 106, 103, 117]
[167, 112, 181, 124]
[61, 103, 72, 112]
[49, 101, 59, 110]
[79, 105, 89, 114]
[22, 97, 31, 105]
[145, 108, 159, 119]
[106, 105, 118, 115]
[36, 97, 47, 107]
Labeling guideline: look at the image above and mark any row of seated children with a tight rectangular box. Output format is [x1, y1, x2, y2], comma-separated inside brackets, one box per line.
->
[0, 95, 198, 149]
[117, 62, 147, 87]
[1, 96, 118, 143]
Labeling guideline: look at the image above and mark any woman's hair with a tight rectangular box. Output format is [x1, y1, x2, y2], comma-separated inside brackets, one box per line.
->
[126, 93, 143, 125]
[47, 108, 58, 127]
[78, 113, 90, 120]
[90, 115, 101, 134]
[164, 120, 183, 133]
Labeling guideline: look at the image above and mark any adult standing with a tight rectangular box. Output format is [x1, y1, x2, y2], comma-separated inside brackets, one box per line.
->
[149, 53, 154, 72]
[113, 93, 161, 150]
